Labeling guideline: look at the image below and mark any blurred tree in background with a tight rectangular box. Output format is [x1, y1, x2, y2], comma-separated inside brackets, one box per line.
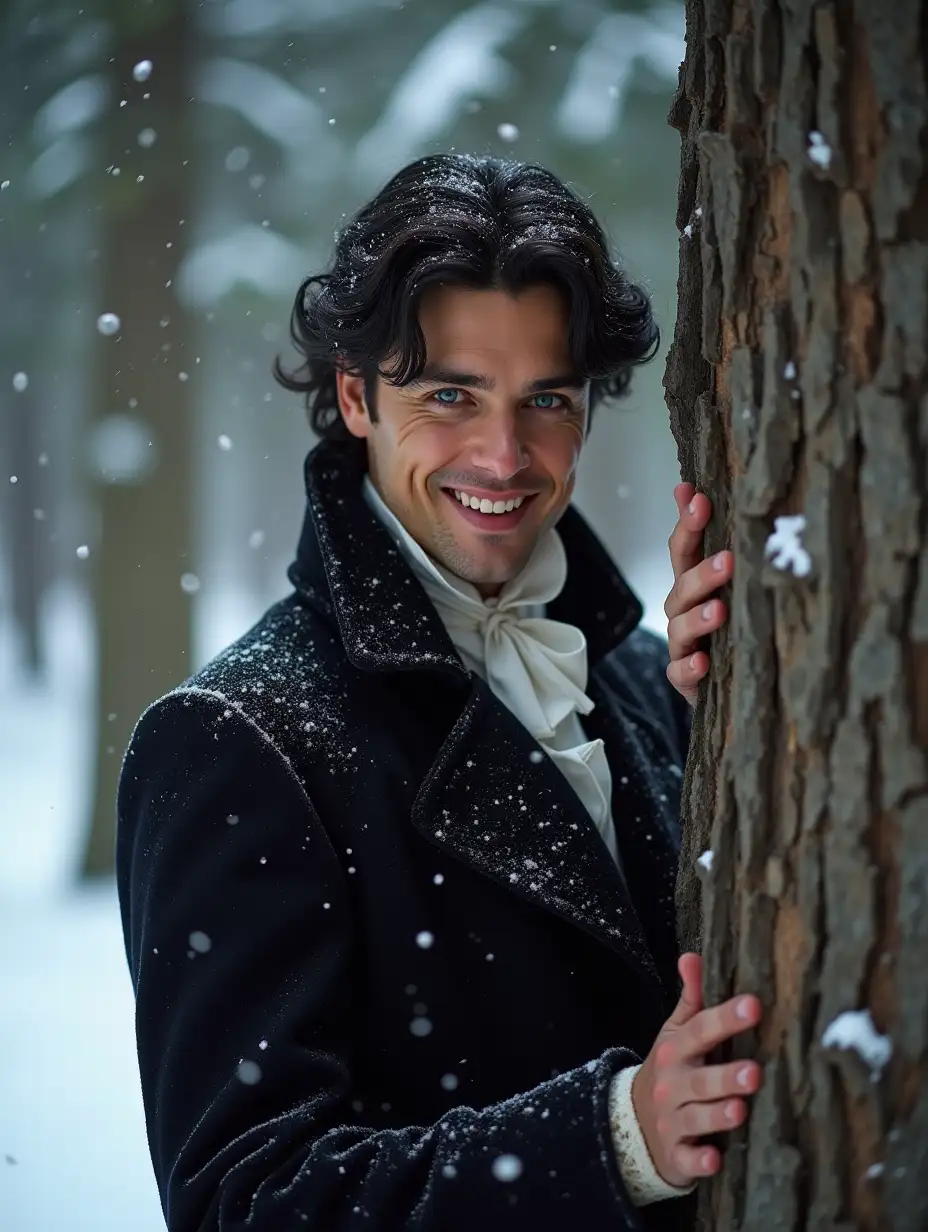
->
[0, 0, 688, 878]
[82, 1, 197, 877]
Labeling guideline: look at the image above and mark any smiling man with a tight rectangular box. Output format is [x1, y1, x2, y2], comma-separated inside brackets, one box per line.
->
[117, 154, 756, 1232]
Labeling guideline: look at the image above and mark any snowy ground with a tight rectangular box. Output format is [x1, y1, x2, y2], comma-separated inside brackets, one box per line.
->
[0, 569, 669, 1232]
[0, 587, 168, 1232]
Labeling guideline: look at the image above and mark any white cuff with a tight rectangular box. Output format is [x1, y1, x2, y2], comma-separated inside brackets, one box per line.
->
[608, 1064, 698, 1207]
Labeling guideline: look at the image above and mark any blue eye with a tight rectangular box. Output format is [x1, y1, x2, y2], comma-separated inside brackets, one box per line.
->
[530, 393, 564, 410]
[434, 388, 462, 405]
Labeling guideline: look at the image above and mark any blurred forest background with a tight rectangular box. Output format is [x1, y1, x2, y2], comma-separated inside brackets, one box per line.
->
[0, 1, 686, 1228]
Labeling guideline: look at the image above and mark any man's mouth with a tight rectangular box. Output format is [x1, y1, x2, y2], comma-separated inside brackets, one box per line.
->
[450, 489, 529, 514]
[441, 487, 539, 529]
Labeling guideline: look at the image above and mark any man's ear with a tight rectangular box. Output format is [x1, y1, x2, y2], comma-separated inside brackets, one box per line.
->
[335, 369, 372, 440]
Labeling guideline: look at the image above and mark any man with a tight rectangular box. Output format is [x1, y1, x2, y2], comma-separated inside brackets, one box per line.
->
[117, 154, 758, 1232]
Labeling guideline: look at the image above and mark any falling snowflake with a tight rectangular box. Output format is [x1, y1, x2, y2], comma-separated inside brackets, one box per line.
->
[133, 60, 153, 83]
[440, 1073, 459, 1091]
[764, 515, 812, 578]
[697, 850, 714, 871]
[76, 545, 90, 560]
[783, 360, 797, 379]
[409, 1016, 433, 1037]
[225, 147, 251, 172]
[491, 1154, 523, 1182]
[180, 573, 201, 595]
[236, 1059, 262, 1085]
[137, 128, 157, 148]
[248, 529, 266, 549]
[497, 123, 520, 142]
[12, 372, 28, 392]
[189, 931, 212, 953]
[217, 434, 233, 451]
[96, 312, 121, 336]
[415, 930, 434, 949]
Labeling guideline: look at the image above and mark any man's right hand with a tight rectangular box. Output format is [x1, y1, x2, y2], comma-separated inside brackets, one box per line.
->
[631, 953, 763, 1188]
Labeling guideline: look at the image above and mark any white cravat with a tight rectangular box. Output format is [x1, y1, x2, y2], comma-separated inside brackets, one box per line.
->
[363, 478, 620, 869]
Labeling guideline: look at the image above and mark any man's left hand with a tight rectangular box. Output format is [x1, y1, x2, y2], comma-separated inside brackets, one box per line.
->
[664, 483, 732, 709]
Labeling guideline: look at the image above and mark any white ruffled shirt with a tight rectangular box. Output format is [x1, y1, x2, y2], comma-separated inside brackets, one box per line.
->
[362, 477, 620, 870]
[363, 477, 694, 1208]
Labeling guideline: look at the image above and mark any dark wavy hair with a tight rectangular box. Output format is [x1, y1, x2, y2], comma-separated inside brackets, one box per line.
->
[273, 153, 659, 443]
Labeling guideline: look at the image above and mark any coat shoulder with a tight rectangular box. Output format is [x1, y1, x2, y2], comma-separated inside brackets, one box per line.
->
[141, 595, 353, 768]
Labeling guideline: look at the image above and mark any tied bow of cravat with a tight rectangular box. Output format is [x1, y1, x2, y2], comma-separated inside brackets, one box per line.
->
[414, 530, 594, 745]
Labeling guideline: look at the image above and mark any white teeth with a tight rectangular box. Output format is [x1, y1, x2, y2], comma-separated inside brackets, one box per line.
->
[453, 490, 527, 514]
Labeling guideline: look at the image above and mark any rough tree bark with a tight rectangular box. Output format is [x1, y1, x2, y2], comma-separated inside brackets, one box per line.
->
[81, 1, 196, 877]
[664, 1, 928, 1229]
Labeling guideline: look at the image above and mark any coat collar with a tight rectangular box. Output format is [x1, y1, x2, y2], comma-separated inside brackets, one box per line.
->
[288, 440, 644, 674]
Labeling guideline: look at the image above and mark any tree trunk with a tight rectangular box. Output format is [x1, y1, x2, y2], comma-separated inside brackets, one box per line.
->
[81, 1, 196, 878]
[664, 0, 928, 1228]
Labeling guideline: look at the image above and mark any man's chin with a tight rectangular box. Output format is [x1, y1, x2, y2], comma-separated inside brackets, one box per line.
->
[443, 544, 532, 593]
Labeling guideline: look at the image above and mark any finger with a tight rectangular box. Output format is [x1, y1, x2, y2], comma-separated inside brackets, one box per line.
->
[669, 1142, 721, 1182]
[664, 548, 733, 622]
[665, 652, 709, 700]
[678, 995, 763, 1061]
[665, 953, 704, 1028]
[678, 1097, 748, 1138]
[666, 598, 729, 662]
[681, 1059, 764, 1104]
[667, 489, 712, 584]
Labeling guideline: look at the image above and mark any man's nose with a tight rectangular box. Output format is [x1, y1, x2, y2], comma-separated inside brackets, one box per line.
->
[468, 411, 530, 481]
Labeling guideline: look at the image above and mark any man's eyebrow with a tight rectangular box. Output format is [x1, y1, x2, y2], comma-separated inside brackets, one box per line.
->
[523, 374, 587, 394]
[408, 367, 495, 391]
[407, 366, 587, 394]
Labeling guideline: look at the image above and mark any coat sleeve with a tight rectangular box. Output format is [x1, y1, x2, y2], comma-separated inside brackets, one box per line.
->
[117, 689, 686, 1232]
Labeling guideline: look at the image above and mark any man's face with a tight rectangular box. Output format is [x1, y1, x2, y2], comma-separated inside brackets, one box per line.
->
[337, 283, 589, 596]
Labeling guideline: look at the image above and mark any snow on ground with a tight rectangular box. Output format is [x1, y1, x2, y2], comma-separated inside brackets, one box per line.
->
[0, 884, 165, 1232]
[0, 585, 165, 1232]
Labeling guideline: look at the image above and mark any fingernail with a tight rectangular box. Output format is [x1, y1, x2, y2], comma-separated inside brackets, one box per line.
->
[688, 500, 697, 515]
[725, 1101, 738, 1122]
[712, 552, 725, 571]
[701, 1151, 713, 1173]
[702, 602, 714, 620]
[736, 997, 754, 1020]
[689, 654, 698, 670]
[737, 1066, 752, 1088]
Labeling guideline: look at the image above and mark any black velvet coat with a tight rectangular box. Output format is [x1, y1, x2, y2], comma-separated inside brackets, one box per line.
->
[117, 441, 695, 1232]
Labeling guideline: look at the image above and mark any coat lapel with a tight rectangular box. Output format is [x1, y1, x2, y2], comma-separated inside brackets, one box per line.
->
[411, 678, 663, 991]
[583, 678, 682, 995]
[290, 442, 670, 993]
